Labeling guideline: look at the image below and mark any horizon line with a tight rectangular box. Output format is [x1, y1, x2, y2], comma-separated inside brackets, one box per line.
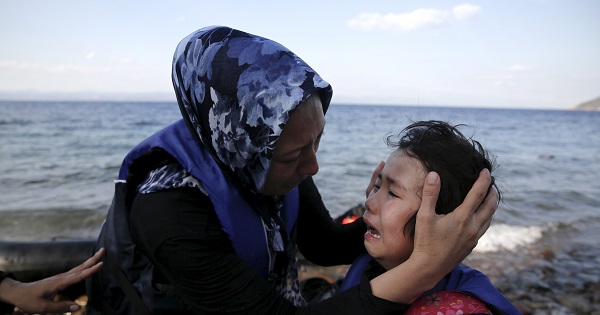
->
[0, 90, 580, 111]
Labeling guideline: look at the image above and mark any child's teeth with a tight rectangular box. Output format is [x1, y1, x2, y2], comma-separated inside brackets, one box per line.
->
[368, 226, 381, 239]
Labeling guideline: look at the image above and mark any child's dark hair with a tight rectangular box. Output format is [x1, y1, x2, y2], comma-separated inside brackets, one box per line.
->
[386, 120, 499, 239]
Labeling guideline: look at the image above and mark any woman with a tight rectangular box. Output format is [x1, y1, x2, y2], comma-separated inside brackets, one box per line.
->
[340, 121, 521, 314]
[87, 26, 498, 314]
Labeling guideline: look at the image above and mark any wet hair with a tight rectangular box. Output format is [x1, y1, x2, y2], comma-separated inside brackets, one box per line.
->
[386, 120, 499, 239]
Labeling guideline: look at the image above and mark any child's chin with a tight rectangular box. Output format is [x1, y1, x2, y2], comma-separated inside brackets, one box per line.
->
[364, 244, 376, 257]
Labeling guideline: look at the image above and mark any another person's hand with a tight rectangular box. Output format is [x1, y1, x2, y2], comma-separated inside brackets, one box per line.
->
[412, 169, 497, 275]
[365, 161, 385, 198]
[369, 169, 498, 303]
[0, 247, 104, 314]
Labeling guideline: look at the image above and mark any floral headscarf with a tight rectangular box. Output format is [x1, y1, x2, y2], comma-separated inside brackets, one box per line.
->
[172, 26, 333, 193]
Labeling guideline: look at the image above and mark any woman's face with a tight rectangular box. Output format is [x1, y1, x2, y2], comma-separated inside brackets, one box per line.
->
[363, 150, 426, 270]
[262, 94, 325, 196]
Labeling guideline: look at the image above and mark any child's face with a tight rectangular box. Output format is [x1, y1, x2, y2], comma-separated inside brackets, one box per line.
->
[363, 150, 426, 270]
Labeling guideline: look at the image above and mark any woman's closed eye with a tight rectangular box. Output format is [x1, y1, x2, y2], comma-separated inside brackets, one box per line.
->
[278, 157, 299, 164]
[274, 152, 300, 164]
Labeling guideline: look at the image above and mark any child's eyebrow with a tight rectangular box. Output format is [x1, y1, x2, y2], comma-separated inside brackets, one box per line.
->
[379, 173, 409, 193]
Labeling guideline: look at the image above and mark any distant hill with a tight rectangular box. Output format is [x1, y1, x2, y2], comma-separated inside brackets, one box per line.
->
[575, 96, 600, 110]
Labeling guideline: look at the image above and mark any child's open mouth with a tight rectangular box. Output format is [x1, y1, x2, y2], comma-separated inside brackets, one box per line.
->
[367, 225, 381, 239]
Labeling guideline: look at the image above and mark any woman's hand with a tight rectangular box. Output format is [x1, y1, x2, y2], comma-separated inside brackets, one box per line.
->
[370, 169, 497, 303]
[365, 161, 385, 198]
[412, 169, 496, 269]
[0, 247, 105, 314]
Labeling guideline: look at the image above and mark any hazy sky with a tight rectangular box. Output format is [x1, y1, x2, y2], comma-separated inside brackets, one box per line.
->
[1, 0, 598, 109]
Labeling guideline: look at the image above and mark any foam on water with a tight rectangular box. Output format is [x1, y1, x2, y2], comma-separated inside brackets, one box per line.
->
[474, 223, 543, 253]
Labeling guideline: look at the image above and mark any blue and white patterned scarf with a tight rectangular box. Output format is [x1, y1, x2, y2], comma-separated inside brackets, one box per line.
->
[172, 25, 332, 194]
[139, 26, 333, 306]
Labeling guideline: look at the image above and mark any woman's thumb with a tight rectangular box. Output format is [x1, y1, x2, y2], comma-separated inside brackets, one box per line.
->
[420, 172, 441, 215]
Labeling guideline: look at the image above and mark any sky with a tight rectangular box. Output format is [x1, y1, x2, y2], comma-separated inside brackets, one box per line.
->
[0, 0, 598, 109]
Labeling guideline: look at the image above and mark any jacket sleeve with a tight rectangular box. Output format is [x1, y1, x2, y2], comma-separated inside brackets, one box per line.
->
[299, 274, 409, 315]
[296, 176, 368, 266]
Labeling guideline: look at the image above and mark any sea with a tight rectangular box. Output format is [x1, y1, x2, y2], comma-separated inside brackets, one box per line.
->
[1, 101, 599, 313]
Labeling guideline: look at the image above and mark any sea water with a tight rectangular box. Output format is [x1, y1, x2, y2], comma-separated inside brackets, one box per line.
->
[1, 101, 599, 311]
[1, 101, 598, 245]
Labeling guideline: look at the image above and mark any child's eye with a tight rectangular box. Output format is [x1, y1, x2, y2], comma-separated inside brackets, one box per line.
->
[373, 184, 380, 192]
[388, 191, 399, 198]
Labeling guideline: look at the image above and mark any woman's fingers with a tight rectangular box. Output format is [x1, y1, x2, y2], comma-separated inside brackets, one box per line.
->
[474, 187, 498, 239]
[412, 172, 442, 257]
[457, 169, 493, 218]
[365, 161, 385, 198]
[54, 247, 105, 291]
[418, 171, 441, 219]
[69, 247, 105, 273]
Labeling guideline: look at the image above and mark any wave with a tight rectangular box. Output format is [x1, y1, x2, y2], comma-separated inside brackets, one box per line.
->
[474, 223, 543, 253]
[474, 215, 600, 253]
[133, 120, 164, 127]
[0, 118, 33, 126]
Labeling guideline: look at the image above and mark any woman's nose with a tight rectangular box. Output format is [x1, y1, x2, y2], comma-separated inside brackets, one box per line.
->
[298, 150, 319, 176]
